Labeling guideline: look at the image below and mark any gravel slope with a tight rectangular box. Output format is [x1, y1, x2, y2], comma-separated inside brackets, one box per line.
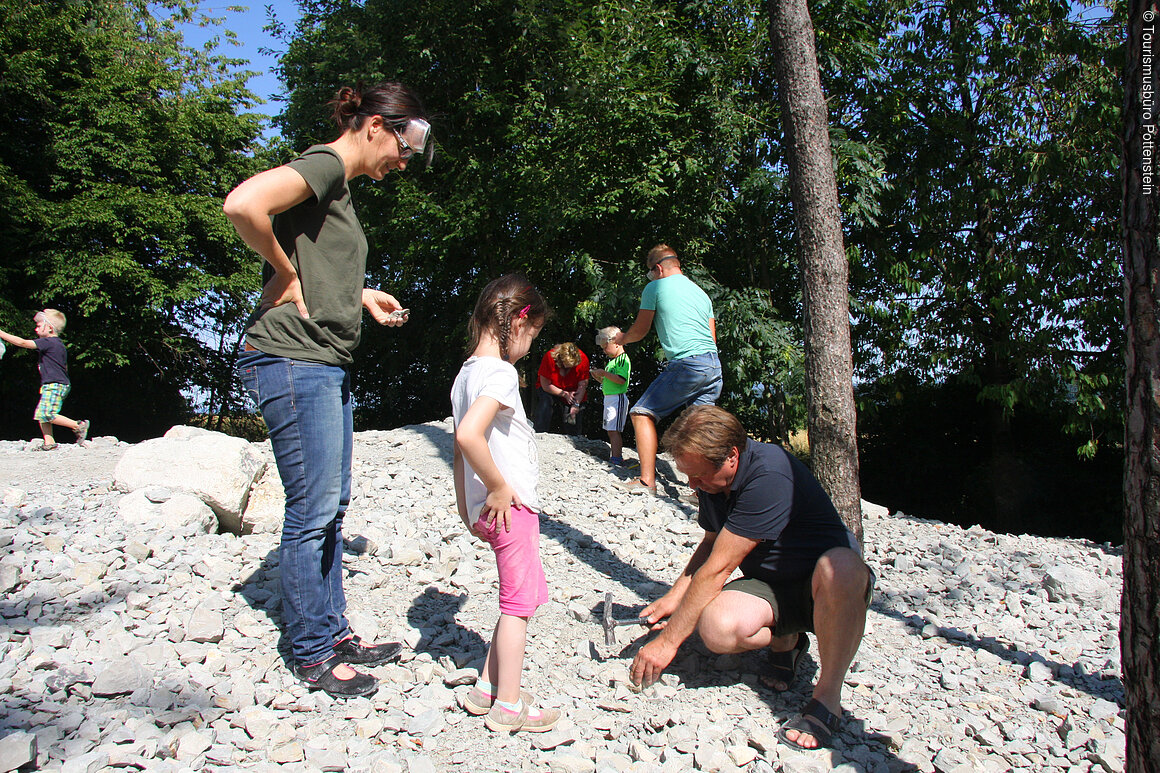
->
[0, 423, 1126, 772]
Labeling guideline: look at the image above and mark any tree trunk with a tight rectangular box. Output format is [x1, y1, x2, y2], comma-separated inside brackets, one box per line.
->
[1122, 2, 1160, 769]
[982, 343, 1024, 531]
[766, 0, 862, 541]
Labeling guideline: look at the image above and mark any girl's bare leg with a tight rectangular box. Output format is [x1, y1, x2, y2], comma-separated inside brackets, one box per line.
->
[481, 613, 529, 704]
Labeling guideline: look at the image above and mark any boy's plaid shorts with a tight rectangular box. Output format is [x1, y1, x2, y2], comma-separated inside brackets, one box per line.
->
[34, 383, 70, 422]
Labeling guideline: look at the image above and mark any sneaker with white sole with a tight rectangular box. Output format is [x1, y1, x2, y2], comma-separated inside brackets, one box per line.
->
[460, 685, 533, 715]
[484, 699, 560, 733]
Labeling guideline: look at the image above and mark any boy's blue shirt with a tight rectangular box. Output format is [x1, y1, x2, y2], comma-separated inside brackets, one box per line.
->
[34, 336, 69, 386]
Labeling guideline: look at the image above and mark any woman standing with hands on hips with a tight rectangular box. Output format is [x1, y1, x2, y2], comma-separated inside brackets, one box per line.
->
[224, 83, 433, 698]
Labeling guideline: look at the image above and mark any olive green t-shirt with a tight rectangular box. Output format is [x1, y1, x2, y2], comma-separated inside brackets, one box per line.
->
[244, 145, 369, 365]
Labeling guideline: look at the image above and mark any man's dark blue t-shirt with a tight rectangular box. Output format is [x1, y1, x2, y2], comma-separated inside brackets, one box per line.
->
[697, 439, 852, 582]
[34, 337, 69, 386]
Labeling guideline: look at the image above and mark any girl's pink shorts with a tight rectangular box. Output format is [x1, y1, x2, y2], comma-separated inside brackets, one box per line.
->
[474, 504, 548, 617]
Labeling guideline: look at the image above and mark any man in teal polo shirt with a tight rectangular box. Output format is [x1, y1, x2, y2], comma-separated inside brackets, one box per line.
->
[613, 244, 722, 495]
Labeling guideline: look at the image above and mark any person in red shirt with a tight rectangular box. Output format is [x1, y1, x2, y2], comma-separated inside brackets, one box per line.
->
[533, 342, 589, 435]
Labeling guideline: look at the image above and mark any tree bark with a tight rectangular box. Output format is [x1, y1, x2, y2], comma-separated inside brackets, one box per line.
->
[766, 0, 862, 541]
[1122, 2, 1160, 769]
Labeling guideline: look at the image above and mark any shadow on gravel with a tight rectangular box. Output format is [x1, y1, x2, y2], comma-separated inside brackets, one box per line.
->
[405, 588, 486, 664]
[533, 446, 702, 598]
[866, 599, 1124, 704]
[554, 432, 684, 490]
[403, 418, 687, 489]
[231, 540, 389, 670]
[232, 548, 292, 666]
[398, 421, 456, 459]
[598, 630, 917, 769]
[0, 589, 126, 632]
[0, 672, 242, 767]
[538, 513, 660, 594]
[601, 594, 1125, 763]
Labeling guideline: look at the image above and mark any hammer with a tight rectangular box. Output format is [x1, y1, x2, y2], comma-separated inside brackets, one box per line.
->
[601, 591, 651, 646]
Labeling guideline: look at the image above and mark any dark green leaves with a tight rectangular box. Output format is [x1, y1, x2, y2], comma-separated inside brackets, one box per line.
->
[0, 0, 268, 440]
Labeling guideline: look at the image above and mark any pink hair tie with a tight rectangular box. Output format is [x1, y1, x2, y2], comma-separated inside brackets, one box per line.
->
[516, 304, 531, 319]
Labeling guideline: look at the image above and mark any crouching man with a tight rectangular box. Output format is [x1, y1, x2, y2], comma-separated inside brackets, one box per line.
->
[630, 406, 874, 750]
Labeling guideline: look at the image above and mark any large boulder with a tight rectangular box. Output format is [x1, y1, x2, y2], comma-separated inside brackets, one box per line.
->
[114, 426, 266, 534]
[117, 490, 217, 535]
[241, 464, 285, 535]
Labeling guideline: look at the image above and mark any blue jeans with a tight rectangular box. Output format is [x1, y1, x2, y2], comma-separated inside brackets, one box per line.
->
[631, 351, 722, 420]
[239, 351, 353, 665]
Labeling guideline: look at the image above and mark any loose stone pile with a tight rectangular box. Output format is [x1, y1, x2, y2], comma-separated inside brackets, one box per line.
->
[0, 422, 1126, 772]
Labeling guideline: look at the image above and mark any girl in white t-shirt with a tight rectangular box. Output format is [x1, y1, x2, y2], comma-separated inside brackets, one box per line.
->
[451, 274, 560, 734]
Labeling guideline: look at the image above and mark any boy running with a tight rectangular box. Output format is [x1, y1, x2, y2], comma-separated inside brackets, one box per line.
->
[0, 309, 90, 450]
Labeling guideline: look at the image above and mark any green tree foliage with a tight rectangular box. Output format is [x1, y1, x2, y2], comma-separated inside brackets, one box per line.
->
[270, 0, 894, 437]
[849, 0, 1123, 458]
[0, 0, 267, 440]
[841, 0, 1123, 532]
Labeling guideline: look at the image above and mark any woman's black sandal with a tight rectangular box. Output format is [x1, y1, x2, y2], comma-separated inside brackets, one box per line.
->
[292, 654, 378, 698]
[333, 634, 402, 666]
[760, 631, 809, 691]
[777, 698, 841, 750]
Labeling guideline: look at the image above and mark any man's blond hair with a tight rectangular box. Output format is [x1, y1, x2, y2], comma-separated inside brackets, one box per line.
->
[646, 244, 679, 270]
[595, 326, 621, 346]
[41, 309, 66, 333]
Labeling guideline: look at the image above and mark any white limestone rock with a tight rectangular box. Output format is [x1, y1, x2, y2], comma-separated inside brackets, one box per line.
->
[1042, 565, 1113, 608]
[118, 490, 216, 534]
[241, 463, 285, 535]
[187, 604, 225, 644]
[91, 658, 152, 697]
[113, 425, 266, 534]
[0, 563, 20, 593]
[0, 731, 37, 773]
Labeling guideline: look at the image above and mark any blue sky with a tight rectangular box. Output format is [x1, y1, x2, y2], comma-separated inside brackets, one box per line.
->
[177, 1, 303, 121]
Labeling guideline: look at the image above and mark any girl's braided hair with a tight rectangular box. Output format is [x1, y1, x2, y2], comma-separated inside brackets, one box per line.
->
[465, 274, 549, 361]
